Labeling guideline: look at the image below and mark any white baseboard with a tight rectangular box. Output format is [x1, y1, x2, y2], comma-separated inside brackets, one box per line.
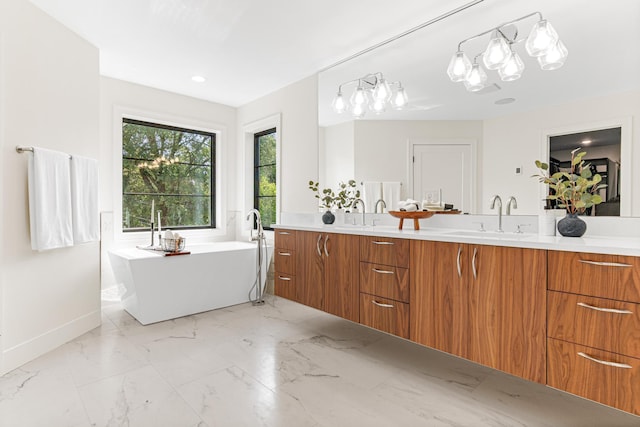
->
[1, 310, 101, 375]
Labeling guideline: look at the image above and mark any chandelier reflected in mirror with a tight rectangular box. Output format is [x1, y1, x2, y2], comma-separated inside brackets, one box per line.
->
[447, 12, 568, 92]
[331, 72, 408, 119]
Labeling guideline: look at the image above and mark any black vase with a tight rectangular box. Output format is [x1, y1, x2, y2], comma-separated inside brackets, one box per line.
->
[557, 213, 587, 237]
[322, 210, 335, 224]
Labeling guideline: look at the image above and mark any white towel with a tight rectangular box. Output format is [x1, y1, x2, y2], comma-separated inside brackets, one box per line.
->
[28, 148, 74, 251]
[383, 182, 402, 212]
[70, 155, 100, 244]
[362, 181, 382, 212]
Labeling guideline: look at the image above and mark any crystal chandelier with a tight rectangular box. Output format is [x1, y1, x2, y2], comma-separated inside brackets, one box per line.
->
[447, 12, 568, 92]
[331, 72, 408, 118]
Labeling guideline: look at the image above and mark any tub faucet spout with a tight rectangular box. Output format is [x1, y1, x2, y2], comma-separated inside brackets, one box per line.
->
[246, 209, 264, 241]
[489, 195, 503, 232]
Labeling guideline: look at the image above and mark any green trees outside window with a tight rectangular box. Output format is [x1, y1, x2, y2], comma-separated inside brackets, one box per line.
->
[122, 118, 215, 231]
[254, 129, 276, 230]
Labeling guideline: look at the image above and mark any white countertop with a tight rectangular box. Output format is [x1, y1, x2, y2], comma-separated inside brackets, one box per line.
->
[273, 223, 640, 257]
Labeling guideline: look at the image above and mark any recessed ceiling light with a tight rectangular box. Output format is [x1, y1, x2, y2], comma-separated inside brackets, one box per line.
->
[582, 139, 592, 145]
[191, 75, 206, 83]
[495, 97, 515, 105]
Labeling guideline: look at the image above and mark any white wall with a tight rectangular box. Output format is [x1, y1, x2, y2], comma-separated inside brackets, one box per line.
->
[237, 76, 319, 214]
[320, 121, 355, 189]
[99, 77, 238, 287]
[482, 90, 640, 215]
[0, 0, 101, 374]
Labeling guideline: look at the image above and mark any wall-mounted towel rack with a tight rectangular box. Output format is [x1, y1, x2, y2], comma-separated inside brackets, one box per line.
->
[16, 146, 72, 158]
[360, 181, 403, 186]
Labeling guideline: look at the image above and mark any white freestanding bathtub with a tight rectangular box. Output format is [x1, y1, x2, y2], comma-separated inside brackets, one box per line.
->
[108, 241, 273, 325]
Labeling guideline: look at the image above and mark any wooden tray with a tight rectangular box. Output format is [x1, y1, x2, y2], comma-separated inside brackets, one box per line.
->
[388, 210, 435, 230]
[435, 209, 461, 215]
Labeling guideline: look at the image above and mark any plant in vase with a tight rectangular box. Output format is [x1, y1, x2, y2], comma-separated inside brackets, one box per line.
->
[308, 181, 336, 224]
[533, 148, 606, 237]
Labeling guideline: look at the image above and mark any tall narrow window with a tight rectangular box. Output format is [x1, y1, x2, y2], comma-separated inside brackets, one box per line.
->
[254, 128, 277, 230]
[122, 118, 215, 231]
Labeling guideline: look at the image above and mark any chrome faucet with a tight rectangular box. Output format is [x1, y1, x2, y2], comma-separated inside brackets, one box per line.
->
[352, 198, 366, 225]
[506, 196, 518, 215]
[246, 209, 264, 241]
[374, 198, 386, 213]
[489, 195, 503, 232]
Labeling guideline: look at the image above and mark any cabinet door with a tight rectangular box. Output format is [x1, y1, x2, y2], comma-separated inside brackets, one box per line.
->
[324, 233, 360, 322]
[296, 231, 324, 310]
[411, 240, 467, 357]
[468, 246, 547, 384]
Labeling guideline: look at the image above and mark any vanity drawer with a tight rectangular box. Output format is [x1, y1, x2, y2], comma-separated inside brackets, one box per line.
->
[274, 248, 296, 275]
[360, 262, 409, 303]
[548, 251, 640, 303]
[547, 338, 640, 415]
[274, 273, 297, 301]
[548, 291, 640, 358]
[360, 236, 409, 268]
[359, 293, 409, 339]
[275, 230, 296, 250]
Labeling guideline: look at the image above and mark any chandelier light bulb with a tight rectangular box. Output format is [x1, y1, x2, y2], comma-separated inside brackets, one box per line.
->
[372, 78, 392, 102]
[391, 86, 408, 109]
[537, 39, 568, 70]
[350, 84, 368, 107]
[483, 32, 512, 70]
[498, 49, 525, 81]
[447, 51, 472, 82]
[370, 98, 386, 114]
[351, 102, 366, 119]
[464, 63, 487, 92]
[525, 19, 559, 57]
[331, 90, 347, 114]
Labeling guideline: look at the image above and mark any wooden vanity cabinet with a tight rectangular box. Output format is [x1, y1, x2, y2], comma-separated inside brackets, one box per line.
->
[547, 250, 640, 415]
[274, 230, 297, 301]
[359, 236, 410, 338]
[411, 241, 547, 384]
[278, 230, 359, 320]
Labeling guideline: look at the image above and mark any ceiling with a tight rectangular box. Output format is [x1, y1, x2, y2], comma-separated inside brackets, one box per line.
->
[27, 0, 640, 117]
[27, 0, 472, 107]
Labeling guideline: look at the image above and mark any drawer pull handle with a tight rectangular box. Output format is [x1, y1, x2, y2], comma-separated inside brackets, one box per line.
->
[471, 247, 478, 280]
[372, 300, 394, 308]
[324, 234, 330, 257]
[316, 235, 322, 257]
[577, 352, 632, 369]
[578, 260, 632, 268]
[278, 276, 291, 281]
[577, 302, 632, 315]
[278, 252, 291, 256]
[278, 231, 291, 235]
[456, 246, 462, 278]
[372, 241, 394, 245]
[372, 268, 394, 275]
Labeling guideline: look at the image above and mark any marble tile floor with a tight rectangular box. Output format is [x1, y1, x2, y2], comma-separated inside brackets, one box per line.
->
[2, 296, 639, 427]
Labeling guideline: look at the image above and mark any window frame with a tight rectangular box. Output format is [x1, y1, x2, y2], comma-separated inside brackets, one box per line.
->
[122, 118, 216, 232]
[113, 105, 227, 243]
[253, 127, 277, 231]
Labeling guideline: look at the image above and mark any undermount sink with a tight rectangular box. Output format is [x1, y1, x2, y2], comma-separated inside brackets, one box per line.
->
[445, 230, 532, 239]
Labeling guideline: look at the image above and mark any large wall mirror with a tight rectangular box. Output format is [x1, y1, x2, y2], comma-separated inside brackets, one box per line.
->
[318, 0, 639, 215]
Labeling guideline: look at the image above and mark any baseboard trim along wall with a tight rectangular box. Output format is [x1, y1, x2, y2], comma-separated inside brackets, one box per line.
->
[1, 309, 101, 375]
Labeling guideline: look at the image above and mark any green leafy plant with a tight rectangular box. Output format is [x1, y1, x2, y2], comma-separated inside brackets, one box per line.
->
[533, 148, 606, 214]
[308, 179, 361, 211]
[335, 180, 361, 210]
[308, 181, 336, 209]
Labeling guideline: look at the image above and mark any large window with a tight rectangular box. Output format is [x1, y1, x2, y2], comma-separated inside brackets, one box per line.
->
[254, 128, 277, 230]
[122, 118, 215, 231]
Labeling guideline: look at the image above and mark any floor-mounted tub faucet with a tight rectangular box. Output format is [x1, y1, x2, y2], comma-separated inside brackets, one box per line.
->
[506, 196, 518, 215]
[490, 195, 503, 232]
[374, 199, 386, 213]
[246, 209, 264, 241]
[353, 198, 366, 225]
